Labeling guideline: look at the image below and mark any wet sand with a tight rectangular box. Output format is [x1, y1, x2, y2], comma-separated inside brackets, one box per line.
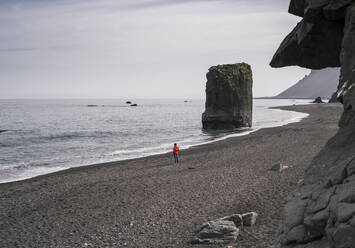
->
[0, 104, 343, 248]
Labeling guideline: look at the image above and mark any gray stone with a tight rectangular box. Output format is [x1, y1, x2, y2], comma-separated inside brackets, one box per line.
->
[202, 63, 253, 130]
[270, 163, 289, 172]
[331, 223, 355, 248]
[220, 214, 243, 227]
[241, 212, 258, 226]
[191, 220, 239, 244]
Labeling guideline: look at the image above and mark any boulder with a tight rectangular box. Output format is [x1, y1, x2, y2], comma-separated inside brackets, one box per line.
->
[242, 212, 258, 226]
[130, 104, 138, 107]
[312, 97, 323, 103]
[126, 101, 132, 104]
[202, 63, 253, 130]
[191, 220, 239, 244]
[220, 214, 243, 227]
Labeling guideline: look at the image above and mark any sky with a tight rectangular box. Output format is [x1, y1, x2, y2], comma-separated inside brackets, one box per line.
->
[0, 0, 310, 99]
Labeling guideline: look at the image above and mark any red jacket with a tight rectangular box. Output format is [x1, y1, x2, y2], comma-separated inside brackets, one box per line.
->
[173, 145, 180, 155]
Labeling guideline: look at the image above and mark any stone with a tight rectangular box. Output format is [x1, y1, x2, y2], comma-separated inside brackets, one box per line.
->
[312, 97, 323, 103]
[191, 220, 239, 244]
[220, 214, 243, 227]
[241, 212, 258, 226]
[130, 104, 138, 107]
[270, 163, 289, 172]
[202, 63, 253, 130]
[126, 101, 132, 104]
[0, 130, 7, 133]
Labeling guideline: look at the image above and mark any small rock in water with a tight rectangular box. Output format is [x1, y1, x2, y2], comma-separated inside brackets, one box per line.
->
[87, 105, 99, 107]
[191, 220, 239, 244]
[130, 104, 138, 107]
[126, 101, 132, 104]
[242, 212, 258, 226]
[312, 96, 324, 104]
[0, 130, 7, 133]
[270, 163, 288, 172]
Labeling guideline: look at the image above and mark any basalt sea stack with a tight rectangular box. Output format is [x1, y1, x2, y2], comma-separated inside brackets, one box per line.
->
[202, 63, 253, 130]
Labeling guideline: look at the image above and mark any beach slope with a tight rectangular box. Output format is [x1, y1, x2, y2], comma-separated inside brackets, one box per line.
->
[0, 104, 342, 248]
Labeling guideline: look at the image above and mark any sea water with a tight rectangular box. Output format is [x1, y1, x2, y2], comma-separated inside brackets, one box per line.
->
[0, 99, 310, 183]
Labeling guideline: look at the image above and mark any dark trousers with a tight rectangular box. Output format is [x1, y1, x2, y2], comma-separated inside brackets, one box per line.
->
[173, 154, 179, 163]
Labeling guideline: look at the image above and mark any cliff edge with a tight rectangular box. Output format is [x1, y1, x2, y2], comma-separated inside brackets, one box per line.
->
[270, 1, 355, 247]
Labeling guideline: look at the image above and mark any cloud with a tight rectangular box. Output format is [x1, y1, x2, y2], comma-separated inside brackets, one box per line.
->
[0, 0, 307, 99]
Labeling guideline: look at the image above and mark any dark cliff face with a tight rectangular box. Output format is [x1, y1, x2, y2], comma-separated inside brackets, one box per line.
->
[271, 1, 355, 248]
[202, 63, 253, 130]
[270, 0, 355, 128]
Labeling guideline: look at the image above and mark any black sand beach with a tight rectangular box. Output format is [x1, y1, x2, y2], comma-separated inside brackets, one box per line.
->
[0, 104, 343, 248]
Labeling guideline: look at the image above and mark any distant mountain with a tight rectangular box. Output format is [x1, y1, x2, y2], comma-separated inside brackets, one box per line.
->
[275, 68, 340, 99]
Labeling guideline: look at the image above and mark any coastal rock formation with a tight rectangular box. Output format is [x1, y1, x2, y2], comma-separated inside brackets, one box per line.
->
[202, 63, 253, 130]
[279, 126, 355, 248]
[191, 220, 239, 244]
[312, 97, 323, 104]
[270, 0, 355, 128]
[271, 1, 355, 248]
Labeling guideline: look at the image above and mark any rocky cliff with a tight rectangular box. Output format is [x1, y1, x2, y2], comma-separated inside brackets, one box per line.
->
[202, 63, 253, 130]
[270, 1, 355, 248]
[276, 68, 340, 99]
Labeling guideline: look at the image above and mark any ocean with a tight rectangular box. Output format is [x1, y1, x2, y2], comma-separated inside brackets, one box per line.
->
[0, 99, 310, 183]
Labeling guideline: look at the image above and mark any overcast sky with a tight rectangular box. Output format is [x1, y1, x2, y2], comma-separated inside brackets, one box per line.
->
[0, 0, 309, 99]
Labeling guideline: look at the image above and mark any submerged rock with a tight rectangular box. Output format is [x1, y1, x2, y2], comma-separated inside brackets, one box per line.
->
[130, 104, 138, 107]
[126, 101, 132, 104]
[191, 220, 239, 244]
[0, 130, 7, 133]
[202, 63, 253, 130]
[312, 97, 324, 104]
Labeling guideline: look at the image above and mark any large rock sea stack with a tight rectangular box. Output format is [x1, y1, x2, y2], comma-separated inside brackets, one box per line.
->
[202, 63, 253, 130]
[271, 1, 355, 248]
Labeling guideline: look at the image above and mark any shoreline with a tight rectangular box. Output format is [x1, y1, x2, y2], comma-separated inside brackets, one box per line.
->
[0, 103, 343, 248]
[1, 104, 309, 185]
